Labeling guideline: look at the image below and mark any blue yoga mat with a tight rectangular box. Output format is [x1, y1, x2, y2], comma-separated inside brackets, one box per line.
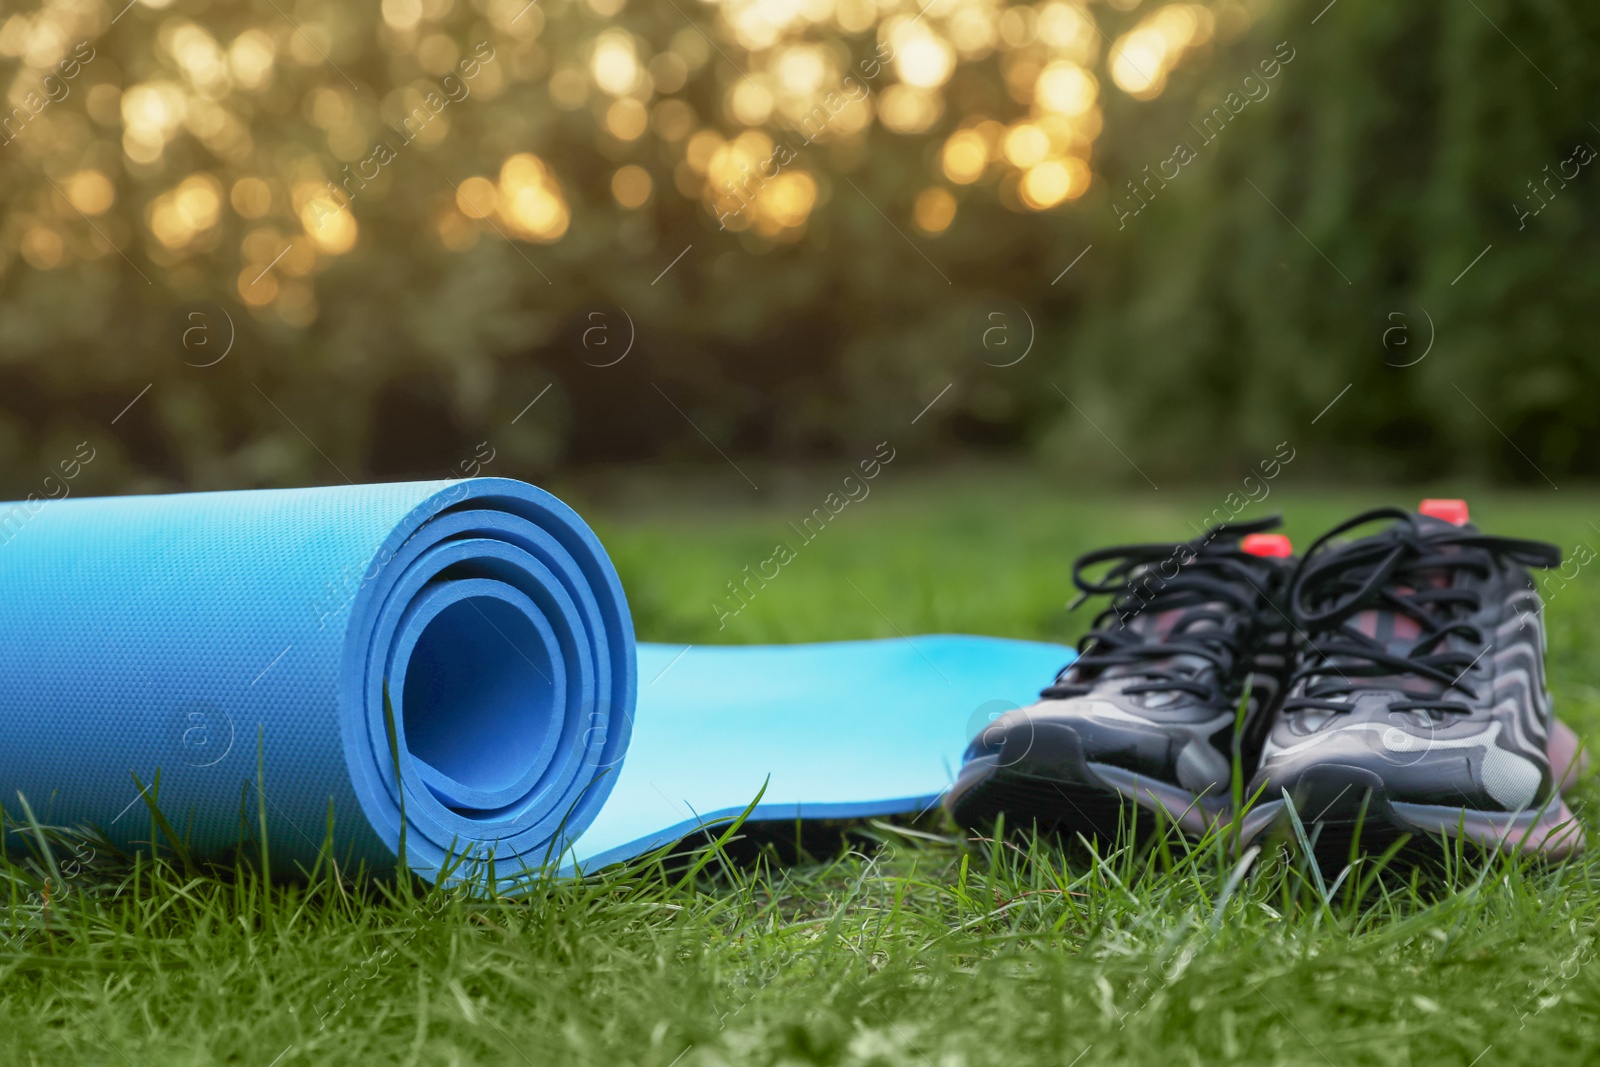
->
[0, 479, 1070, 882]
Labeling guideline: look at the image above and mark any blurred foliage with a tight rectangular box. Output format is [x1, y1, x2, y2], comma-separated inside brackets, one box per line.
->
[0, 0, 1594, 493]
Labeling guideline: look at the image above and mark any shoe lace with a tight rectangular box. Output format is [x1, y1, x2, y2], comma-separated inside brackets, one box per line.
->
[1044, 516, 1287, 706]
[1285, 506, 1560, 716]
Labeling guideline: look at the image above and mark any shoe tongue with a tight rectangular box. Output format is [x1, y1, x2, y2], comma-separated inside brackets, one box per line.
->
[1342, 546, 1463, 655]
[1325, 566, 1476, 700]
[1123, 593, 1233, 639]
[1100, 600, 1227, 687]
[1348, 606, 1423, 657]
[1088, 548, 1263, 689]
[1127, 602, 1200, 638]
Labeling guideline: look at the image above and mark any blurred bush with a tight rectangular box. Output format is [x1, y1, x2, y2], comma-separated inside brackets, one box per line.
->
[0, 0, 1595, 493]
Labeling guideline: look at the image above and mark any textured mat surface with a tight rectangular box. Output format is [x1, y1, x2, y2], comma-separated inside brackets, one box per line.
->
[0, 479, 1070, 882]
[573, 637, 1072, 871]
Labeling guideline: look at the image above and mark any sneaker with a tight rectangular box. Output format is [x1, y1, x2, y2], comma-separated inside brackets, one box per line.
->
[1242, 499, 1585, 859]
[947, 517, 1296, 842]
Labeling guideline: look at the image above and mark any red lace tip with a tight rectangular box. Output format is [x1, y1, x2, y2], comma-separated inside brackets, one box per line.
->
[1241, 533, 1293, 558]
[1418, 498, 1470, 526]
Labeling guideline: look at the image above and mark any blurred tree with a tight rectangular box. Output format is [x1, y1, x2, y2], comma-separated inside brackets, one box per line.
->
[1058, 0, 1600, 485]
[0, 0, 1593, 492]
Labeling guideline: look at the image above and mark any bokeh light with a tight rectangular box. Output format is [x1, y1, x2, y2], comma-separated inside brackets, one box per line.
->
[591, 31, 641, 96]
[148, 174, 223, 250]
[612, 164, 653, 208]
[455, 176, 499, 219]
[942, 128, 989, 184]
[497, 153, 570, 242]
[913, 186, 958, 233]
[64, 170, 115, 216]
[1111, 4, 1214, 99]
[1003, 123, 1051, 168]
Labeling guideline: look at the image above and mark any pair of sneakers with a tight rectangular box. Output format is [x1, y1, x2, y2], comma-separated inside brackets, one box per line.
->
[948, 500, 1587, 860]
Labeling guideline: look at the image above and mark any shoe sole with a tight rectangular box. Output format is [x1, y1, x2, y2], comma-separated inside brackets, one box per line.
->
[949, 718, 1589, 859]
[946, 719, 1230, 843]
[1238, 756, 1586, 863]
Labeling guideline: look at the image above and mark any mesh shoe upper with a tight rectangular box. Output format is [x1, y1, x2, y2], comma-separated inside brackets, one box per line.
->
[963, 516, 1295, 797]
[1250, 507, 1563, 813]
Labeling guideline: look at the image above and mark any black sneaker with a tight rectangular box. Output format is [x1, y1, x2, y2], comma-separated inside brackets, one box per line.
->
[947, 517, 1296, 842]
[1242, 499, 1585, 859]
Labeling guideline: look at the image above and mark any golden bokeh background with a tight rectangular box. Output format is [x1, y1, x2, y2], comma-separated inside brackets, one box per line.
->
[2, 0, 1244, 325]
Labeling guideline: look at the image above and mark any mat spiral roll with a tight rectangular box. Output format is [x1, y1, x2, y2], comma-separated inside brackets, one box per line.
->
[0, 478, 634, 882]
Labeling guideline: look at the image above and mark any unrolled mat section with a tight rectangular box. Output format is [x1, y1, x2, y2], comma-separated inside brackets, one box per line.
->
[573, 636, 1073, 872]
[0, 479, 1070, 883]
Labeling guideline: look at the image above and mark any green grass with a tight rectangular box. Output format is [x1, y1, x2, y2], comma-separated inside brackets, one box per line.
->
[6, 468, 1600, 1065]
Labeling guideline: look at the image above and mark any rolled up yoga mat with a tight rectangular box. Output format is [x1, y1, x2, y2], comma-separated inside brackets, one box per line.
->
[0, 479, 1070, 883]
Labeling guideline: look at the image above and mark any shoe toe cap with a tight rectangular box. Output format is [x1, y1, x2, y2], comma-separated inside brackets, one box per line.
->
[968, 698, 1223, 789]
